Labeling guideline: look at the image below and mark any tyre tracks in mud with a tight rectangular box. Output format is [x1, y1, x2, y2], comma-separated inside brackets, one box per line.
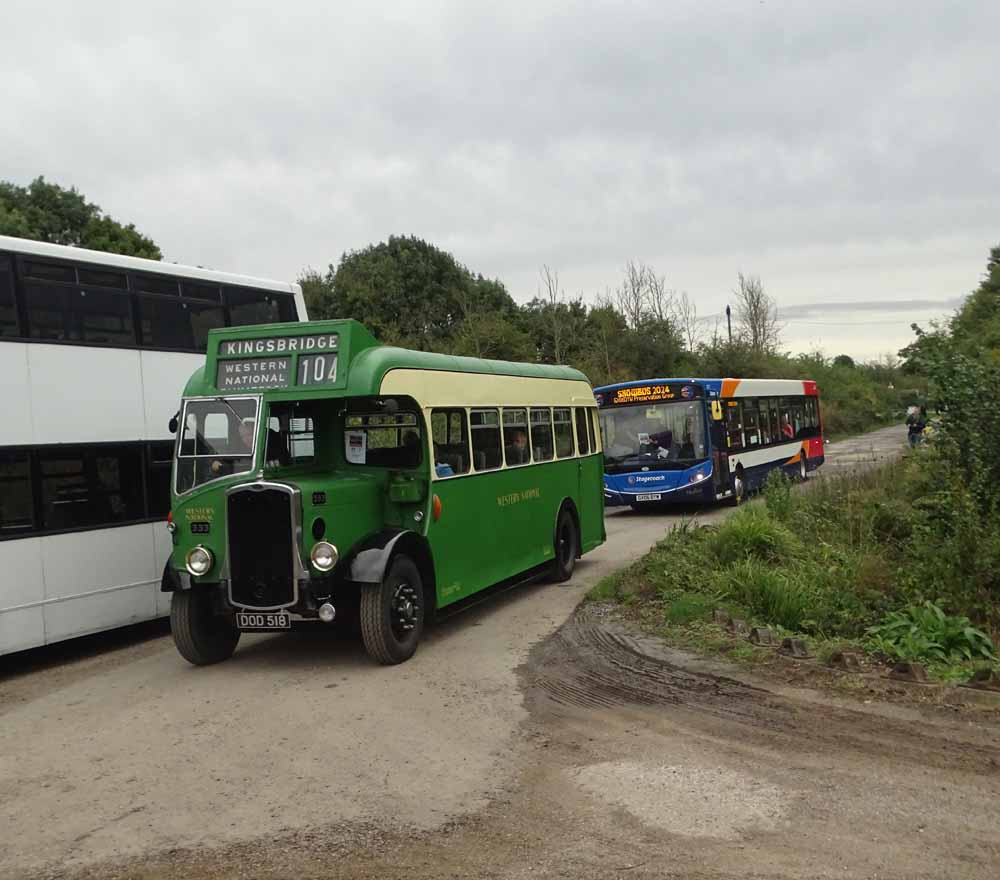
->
[524, 606, 1000, 778]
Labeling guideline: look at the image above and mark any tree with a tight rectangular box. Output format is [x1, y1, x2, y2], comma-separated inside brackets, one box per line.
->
[539, 265, 564, 363]
[301, 235, 523, 355]
[733, 273, 781, 354]
[833, 354, 856, 368]
[0, 176, 160, 258]
[676, 290, 700, 351]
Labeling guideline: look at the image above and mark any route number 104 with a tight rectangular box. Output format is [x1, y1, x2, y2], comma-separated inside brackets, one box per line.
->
[298, 353, 338, 386]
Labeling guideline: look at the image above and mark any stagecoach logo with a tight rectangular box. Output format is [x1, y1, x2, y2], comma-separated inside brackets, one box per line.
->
[219, 333, 339, 357]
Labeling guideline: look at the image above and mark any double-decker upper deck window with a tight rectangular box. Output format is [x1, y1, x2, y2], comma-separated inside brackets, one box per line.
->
[470, 409, 502, 471]
[530, 408, 554, 461]
[344, 411, 422, 468]
[23, 282, 135, 346]
[0, 255, 17, 337]
[553, 408, 574, 457]
[138, 296, 225, 351]
[226, 288, 296, 327]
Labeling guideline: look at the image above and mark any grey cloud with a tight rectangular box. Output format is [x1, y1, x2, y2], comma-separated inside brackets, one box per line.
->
[0, 0, 996, 361]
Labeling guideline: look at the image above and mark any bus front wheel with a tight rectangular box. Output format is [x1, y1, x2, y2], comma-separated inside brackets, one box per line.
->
[360, 555, 425, 665]
[170, 589, 240, 666]
[550, 507, 578, 582]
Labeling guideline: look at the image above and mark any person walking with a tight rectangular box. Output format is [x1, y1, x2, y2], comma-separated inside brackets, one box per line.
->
[906, 406, 926, 448]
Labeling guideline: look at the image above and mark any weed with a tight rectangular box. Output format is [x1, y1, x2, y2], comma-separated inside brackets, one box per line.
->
[865, 601, 996, 664]
[709, 507, 802, 565]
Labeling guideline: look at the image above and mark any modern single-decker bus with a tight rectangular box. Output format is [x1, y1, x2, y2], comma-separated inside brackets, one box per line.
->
[163, 319, 605, 666]
[595, 378, 824, 508]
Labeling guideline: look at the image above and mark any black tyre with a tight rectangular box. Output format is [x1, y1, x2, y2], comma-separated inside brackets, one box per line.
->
[170, 589, 240, 666]
[550, 507, 578, 582]
[360, 555, 424, 665]
[729, 469, 746, 507]
[798, 455, 808, 481]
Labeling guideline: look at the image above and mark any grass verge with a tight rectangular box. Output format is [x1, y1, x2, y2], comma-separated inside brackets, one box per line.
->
[590, 452, 1000, 684]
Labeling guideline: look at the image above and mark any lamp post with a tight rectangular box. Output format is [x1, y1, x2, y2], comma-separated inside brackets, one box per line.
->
[725, 305, 732, 344]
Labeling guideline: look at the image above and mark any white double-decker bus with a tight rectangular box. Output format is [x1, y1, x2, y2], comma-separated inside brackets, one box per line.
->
[0, 235, 308, 655]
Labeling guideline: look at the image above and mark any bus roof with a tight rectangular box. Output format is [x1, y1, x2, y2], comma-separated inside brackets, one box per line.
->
[186, 319, 590, 399]
[0, 233, 300, 296]
[594, 377, 819, 398]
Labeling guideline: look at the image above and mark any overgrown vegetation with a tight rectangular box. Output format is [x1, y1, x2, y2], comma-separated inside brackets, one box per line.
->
[593, 243, 1000, 683]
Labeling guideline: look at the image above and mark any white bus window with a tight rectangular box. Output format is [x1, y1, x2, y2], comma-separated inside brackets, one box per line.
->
[553, 408, 574, 457]
[39, 446, 143, 530]
[503, 408, 530, 465]
[75, 288, 134, 346]
[138, 296, 225, 351]
[470, 409, 502, 471]
[0, 256, 17, 337]
[0, 451, 34, 533]
[226, 287, 296, 326]
[530, 408, 554, 462]
[587, 409, 597, 453]
[145, 442, 174, 518]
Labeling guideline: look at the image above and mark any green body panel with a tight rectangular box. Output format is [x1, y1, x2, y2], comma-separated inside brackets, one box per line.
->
[169, 318, 605, 609]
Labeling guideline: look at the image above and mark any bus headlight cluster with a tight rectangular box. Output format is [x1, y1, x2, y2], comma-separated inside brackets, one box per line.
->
[310, 541, 339, 572]
[185, 546, 214, 576]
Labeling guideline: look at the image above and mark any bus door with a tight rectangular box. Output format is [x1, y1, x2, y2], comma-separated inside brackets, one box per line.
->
[709, 399, 731, 493]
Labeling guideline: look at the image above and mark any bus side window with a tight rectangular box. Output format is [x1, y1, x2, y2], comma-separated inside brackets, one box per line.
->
[791, 398, 805, 438]
[743, 400, 761, 446]
[502, 408, 530, 466]
[768, 399, 780, 445]
[587, 409, 598, 453]
[530, 408, 554, 462]
[470, 409, 502, 471]
[575, 408, 590, 455]
[553, 408, 574, 457]
[431, 409, 470, 475]
[725, 400, 743, 449]
[758, 399, 772, 444]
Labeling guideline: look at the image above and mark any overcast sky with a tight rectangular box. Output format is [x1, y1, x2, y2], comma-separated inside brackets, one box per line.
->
[3, 0, 997, 360]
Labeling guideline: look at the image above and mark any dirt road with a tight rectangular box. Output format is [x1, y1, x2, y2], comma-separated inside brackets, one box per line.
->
[8, 425, 991, 880]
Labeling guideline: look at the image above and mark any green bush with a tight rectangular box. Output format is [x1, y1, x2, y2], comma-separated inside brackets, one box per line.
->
[709, 507, 802, 565]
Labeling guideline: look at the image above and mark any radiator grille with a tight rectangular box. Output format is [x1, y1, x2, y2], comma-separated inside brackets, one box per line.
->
[227, 486, 296, 609]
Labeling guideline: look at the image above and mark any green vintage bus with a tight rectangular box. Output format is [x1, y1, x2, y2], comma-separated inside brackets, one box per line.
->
[163, 319, 605, 665]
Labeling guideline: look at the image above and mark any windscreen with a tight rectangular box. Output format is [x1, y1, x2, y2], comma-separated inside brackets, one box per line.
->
[175, 397, 259, 493]
[600, 400, 707, 474]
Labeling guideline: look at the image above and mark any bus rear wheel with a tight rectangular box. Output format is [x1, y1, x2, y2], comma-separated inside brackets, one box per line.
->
[550, 507, 578, 582]
[798, 455, 808, 481]
[170, 589, 240, 666]
[360, 555, 425, 665]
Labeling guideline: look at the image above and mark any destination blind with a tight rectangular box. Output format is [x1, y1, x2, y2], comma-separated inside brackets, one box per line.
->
[215, 333, 339, 390]
[598, 383, 703, 406]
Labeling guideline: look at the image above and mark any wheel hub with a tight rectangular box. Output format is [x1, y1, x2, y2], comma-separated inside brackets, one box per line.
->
[392, 583, 420, 634]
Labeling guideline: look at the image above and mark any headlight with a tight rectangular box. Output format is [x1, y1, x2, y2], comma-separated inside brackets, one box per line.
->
[310, 541, 339, 572]
[185, 546, 214, 576]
